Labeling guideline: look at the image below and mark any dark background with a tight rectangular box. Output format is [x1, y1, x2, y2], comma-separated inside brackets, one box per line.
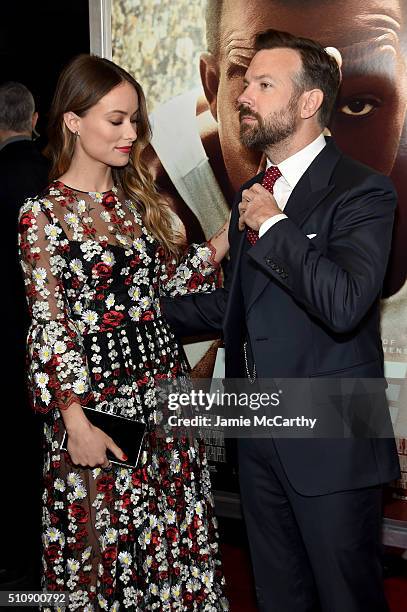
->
[0, 0, 90, 583]
[0, 0, 90, 147]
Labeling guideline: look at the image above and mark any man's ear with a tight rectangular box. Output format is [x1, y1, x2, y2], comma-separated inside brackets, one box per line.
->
[32, 111, 39, 131]
[200, 53, 220, 121]
[63, 111, 81, 135]
[300, 89, 324, 120]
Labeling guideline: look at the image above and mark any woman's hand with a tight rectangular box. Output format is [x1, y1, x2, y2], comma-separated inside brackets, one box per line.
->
[61, 403, 126, 468]
[207, 215, 230, 263]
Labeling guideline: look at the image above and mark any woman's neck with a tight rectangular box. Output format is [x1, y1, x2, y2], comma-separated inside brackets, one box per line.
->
[58, 159, 114, 193]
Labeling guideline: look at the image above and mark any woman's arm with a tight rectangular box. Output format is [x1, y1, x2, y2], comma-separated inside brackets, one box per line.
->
[18, 200, 125, 467]
[206, 216, 230, 264]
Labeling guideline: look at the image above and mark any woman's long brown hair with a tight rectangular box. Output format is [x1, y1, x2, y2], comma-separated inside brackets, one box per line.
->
[45, 54, 183, 259]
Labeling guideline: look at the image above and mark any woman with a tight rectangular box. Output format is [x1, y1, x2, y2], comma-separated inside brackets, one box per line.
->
[18, 54, 229, 611]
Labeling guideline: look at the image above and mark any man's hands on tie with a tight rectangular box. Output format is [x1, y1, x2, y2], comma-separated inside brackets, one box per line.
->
[239, 183, 281, 231]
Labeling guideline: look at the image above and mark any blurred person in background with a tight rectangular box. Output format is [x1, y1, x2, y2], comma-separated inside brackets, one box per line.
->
[0, 81, 49, 585]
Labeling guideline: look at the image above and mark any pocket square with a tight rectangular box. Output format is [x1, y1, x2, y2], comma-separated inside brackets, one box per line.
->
[306, 233, 317, 239]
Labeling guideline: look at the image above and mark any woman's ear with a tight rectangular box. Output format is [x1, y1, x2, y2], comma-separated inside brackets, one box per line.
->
[63, 111, 81, 136]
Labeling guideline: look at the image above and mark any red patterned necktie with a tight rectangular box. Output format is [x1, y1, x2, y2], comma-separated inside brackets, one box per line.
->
[247, 165, 282, 245]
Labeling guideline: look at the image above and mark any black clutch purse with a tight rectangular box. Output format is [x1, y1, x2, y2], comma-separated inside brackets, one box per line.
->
[60, 407, 147, 469]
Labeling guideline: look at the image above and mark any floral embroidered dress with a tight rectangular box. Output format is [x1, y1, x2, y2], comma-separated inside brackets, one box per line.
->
[18, 181, 228, 612]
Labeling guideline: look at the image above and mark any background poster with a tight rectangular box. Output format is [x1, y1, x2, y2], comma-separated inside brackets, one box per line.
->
[108, 0, 407, 500]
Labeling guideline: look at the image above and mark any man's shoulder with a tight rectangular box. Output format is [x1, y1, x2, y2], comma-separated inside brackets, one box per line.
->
[0, 140, 49, 170]
[333, 152, 395, 195]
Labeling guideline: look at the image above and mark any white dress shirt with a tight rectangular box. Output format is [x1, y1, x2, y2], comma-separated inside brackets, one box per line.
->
[258, 133, 327, 237]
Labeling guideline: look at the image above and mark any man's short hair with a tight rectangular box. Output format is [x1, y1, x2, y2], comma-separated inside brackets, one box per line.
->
[0, 82, 35, 133]
[255, 29, 341, 127]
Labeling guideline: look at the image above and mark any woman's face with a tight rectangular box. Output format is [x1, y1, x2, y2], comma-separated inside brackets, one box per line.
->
[68, 80, 139, 168]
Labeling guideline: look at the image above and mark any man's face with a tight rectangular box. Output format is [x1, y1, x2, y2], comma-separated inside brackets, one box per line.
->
[238, 49, 302, 151]
[204, 0, 407, 192]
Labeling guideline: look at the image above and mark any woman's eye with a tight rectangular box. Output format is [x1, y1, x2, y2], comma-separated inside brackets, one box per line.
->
[110, 121, 122, 126]
[338, 98, 378, 117]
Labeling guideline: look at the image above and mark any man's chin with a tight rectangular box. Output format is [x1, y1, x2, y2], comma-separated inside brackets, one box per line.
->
[240, 132, 263, 150]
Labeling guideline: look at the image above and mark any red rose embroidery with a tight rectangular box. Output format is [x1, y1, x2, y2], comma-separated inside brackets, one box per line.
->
[121, 493, 131, 509]
[187, 272, 204, 291]
[45, 544, 61, 562]
[97, 475, 114, 493]
[102, 310, 125, 327]
[19, 212, 35, 233]
[78, 572, 91, 585]
[102, 193, 117, 210]
[130, 256, 141, 267]
[102, 546, 117, 567]
[92, 262, 112, 278]
[166, 527, 178, 543]
[68, 503, 89, 524]
[141, 310, 153, 321]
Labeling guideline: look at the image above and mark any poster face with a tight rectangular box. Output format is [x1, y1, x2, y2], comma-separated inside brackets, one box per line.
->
[110, 0, 407, 498]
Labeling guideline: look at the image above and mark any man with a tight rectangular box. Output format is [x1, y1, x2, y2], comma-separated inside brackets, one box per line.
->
[148, 0, 407, 297]
[0, 81, 48, 584]
[0, 81, 49, 206]
[163, 29, 400, 611]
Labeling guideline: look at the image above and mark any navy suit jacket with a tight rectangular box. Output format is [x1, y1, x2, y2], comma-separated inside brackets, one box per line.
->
[163, 138, 401, 495]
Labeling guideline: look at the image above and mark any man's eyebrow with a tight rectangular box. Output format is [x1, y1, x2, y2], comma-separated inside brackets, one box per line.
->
[253, 74, 274, 81]
[227, 62, 248, 80]
[243, 74, 279, 85]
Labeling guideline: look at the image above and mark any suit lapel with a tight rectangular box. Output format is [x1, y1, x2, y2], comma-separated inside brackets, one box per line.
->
[223, 173, 264, 331]
[284, 136, 340, 223]
[245, 138, 341, 313]
[283, 174, 335, 227]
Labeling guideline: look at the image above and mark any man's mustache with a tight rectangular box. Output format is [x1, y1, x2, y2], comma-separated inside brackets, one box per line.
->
[238, 105, 261, 123]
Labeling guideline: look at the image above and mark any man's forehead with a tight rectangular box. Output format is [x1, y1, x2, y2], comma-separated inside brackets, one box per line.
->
[219, 0, 403, 67]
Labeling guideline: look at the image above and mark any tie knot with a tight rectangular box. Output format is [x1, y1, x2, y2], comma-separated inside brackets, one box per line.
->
[262, 166, 282, 193]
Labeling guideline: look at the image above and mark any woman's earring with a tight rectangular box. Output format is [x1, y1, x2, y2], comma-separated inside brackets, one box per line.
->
[75, 130, 80, 137]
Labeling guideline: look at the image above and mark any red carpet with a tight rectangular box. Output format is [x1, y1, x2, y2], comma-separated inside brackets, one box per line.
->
[220, 541, 407, 611]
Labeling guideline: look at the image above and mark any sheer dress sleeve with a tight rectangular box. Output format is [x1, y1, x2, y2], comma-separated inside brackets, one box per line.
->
[158, 242, 221, 298]
[18, 199, 92, 414]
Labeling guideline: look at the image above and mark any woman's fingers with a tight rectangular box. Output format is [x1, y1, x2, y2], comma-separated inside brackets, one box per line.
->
[105, 436, 127, 463]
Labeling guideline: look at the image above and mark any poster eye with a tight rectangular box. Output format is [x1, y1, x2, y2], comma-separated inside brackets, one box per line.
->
[339, 98, 378, 117]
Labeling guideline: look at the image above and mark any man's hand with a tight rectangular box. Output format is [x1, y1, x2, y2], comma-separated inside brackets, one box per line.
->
[239, 183, 281, 231]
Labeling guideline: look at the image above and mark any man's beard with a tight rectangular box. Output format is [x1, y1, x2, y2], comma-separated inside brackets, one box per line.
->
[239, 96, 299, 150]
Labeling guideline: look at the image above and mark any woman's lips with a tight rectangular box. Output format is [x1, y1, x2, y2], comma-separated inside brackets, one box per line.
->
[115, 146, 132, 153]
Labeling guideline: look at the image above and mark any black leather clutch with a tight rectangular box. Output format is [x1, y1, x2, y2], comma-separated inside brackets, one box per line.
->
[60, 407, 147, 469]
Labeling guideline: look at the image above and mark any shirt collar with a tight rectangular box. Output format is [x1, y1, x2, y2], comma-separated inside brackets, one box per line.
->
[266, 133, 326, 189]
[0, 134, 31, 152]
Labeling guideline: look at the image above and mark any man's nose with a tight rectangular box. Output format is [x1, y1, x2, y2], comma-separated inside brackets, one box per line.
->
[238, 86, 254, 109]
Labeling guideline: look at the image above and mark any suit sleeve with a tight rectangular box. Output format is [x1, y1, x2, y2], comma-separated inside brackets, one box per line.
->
[160, 202, 244, 337]
[248, 173, 396, 333]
